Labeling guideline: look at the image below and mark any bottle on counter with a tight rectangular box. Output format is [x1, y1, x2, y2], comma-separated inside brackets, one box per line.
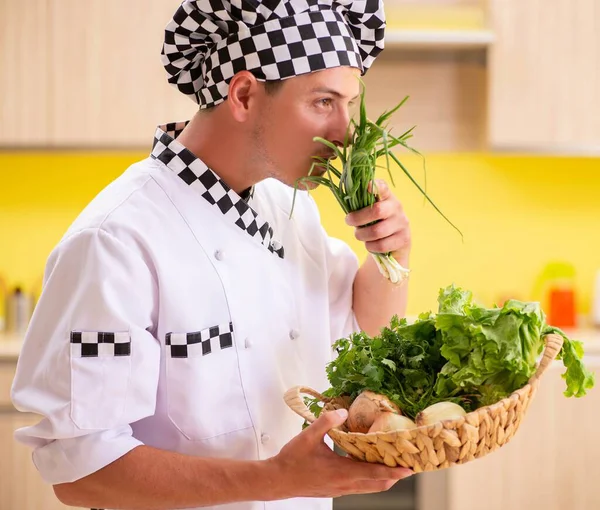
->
[548, 283, 577, 328]
[533, 261, 578, 328]
[6, 286, 33, 334]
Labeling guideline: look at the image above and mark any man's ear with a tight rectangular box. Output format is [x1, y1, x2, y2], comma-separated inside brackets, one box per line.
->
[227, 71, 261, 122]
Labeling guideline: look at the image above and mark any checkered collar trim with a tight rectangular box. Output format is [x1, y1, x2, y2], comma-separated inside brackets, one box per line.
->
[151, 121, 284, 259]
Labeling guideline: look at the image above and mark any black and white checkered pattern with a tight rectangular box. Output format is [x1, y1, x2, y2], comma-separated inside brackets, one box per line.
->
[70, 331, 131, 358]
[166, 323, 234, 358]
[151, 122, 285, 259]
[161, 0, 386, 108]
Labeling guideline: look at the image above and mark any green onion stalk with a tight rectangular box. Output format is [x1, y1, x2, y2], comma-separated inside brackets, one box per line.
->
[291, 85, 462, 284]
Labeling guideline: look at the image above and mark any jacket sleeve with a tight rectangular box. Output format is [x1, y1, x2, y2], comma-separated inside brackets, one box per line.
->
[11, 227, 160, 484]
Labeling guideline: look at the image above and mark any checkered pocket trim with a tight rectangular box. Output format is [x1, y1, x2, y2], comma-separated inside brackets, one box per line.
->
[166, 322, 234, 359]
[70, 331, 131, 358]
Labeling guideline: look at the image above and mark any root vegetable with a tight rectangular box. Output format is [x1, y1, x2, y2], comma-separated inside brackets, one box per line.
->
[360, 390, 401, 414]
[415, 402, 466, 426]
[346, 391, 401, 433]
[368, 412, 416, 433]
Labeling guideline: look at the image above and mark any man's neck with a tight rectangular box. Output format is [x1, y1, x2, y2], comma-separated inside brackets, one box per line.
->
[175, 110, 260, 194]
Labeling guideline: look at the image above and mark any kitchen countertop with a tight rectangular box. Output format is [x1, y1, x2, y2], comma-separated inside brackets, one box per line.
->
[558, 327, 600, 356]
[0, 333, 23, 361]
[1, 328, 600, 361]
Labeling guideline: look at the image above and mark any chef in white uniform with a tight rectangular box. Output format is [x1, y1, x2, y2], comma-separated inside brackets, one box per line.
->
[11, 1, 414, 509]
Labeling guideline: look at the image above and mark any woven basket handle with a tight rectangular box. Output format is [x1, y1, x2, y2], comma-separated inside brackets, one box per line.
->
[283, 386, 330, 424]
[529, 333, 564, 383]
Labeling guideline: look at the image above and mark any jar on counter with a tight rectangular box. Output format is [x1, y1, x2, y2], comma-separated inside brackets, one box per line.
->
[6, 286, 33, 334]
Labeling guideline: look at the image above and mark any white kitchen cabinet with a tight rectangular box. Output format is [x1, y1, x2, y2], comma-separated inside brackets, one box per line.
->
[46, 0, 195, 147]
[2, 0, 599, 152]
[488, 0, 600, 154]
[362, 49, 488, 153]
[0, 0, 196, 148]
[0, 0, 50, 146]
[0, 358, 75, 510]
[1, 0, 492, 151]
[0, 410, 74, 510]
[0, 360, 16, 408]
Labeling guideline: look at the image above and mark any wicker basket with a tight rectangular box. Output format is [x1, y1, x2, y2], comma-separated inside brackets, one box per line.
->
[284, 333, 563, 473]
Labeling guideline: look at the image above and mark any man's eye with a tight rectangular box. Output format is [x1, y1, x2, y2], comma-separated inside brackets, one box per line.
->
[318, 98, 333, 107]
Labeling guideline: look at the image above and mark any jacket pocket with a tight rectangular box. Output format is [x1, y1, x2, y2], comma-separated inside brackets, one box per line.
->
[165, 322, 253, 440]
[69, 330, 132, 430]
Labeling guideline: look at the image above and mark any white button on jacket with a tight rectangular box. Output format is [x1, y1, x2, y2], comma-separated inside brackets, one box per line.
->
[11, 123, 360, 510]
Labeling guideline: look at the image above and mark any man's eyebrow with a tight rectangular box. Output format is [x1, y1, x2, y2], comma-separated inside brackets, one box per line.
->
[311, 88, 360, 101]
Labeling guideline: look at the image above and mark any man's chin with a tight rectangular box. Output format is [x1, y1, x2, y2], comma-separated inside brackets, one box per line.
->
[287, 179, 319, 191]
[273, 176, 320, 191]
[298, 180, 320, 191]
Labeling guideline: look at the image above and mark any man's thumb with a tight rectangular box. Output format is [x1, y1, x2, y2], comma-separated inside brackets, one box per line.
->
[306, 408, 348, 438]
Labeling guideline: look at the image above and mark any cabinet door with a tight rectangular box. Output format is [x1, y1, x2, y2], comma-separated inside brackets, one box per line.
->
[488, 0, 600, 153]
[47, 0, 194, 147]
[0, 361, 16, 407]
[0, 412, 78, 510]
[0, 0, 50, 146]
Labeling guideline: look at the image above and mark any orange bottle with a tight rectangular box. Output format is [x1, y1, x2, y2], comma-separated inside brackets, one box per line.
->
[548, 287, 576, 328]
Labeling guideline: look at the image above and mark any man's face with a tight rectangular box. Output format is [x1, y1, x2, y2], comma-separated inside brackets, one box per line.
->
[250, 66, 361, 190]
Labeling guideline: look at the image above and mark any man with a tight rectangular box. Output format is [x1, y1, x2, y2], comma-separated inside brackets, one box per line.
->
[11, 1, 413, 509]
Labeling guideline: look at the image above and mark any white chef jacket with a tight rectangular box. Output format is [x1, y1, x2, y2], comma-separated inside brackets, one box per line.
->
[11, 121, 361, 510]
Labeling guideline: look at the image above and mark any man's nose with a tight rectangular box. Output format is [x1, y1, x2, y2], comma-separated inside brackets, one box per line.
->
[329, 108, 353, 148]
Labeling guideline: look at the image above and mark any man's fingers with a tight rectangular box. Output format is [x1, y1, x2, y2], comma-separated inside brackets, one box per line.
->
[354, 479, 398, 494]
[367, 179, 391, 200]
[345, 201, 393, 227]
[364, 231, 409, 254]
[345, 189, 404, 228]
[345, 458, 414, 481]
[303, 409, 348, 443]
[338, 470, 413, 495]
[353, 218, 399, 242]
[363, 466, 414, 481]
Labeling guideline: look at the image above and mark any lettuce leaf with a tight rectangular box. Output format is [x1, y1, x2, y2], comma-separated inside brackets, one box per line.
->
[322, 284, 595, 419]
[543, 326, 596, 398]
[434, 286, 547, 405]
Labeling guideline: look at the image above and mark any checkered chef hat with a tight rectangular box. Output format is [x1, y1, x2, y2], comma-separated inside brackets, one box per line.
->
[161, 0, 386, 109]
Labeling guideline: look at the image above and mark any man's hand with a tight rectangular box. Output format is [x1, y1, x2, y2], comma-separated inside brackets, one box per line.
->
[344, 179, 411, 262]
[268, 409, 413, 499]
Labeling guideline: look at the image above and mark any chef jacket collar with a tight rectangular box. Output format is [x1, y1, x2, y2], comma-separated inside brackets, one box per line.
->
[151, 121, 284, 259]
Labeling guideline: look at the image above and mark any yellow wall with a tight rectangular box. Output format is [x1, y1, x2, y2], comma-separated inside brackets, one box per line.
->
[1, 152, 599, 318]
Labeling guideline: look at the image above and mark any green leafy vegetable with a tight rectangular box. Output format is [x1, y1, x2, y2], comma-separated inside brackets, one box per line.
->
[318, 284, 595, 420]
[543, 326, 595, 398]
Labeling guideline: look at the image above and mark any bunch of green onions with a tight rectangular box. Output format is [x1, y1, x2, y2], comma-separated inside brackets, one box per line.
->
[292, 86, 462, 284]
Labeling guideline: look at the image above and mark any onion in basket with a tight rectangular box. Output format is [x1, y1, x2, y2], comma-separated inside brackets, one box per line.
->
[346, 391, 401, 433]
[368, 412, 416, 433]
[415, 401, 466, 426]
